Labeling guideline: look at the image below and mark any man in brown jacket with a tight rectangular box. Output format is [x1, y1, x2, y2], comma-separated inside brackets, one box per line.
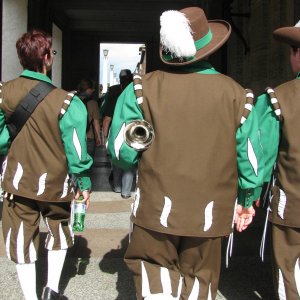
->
[108, 7, 264, 300]
[256, 21, 300, 300]
[0, 30, 92, 300]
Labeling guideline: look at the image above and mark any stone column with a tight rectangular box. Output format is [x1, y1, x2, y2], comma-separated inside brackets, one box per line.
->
[103, 49, 109, 93]
[109, 64, 114, 87]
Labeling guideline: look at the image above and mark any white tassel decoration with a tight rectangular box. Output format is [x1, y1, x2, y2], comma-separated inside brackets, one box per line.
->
[160, 10, 196, 58]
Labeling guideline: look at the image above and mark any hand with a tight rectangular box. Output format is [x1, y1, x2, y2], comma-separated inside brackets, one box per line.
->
[75, 189, 91, 209]
[254, 199, 260, 208]
[95, 137, 101, 147]
[234, 204, 256, 232]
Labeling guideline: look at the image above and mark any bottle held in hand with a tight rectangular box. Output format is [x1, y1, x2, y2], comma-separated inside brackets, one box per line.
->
[72, 195, 86, 232]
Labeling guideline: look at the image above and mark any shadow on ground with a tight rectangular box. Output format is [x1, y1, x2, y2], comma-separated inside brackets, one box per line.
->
[36, 233, 92, 297]
[218, 207, 276, 300]
[99, 234, 136, 300]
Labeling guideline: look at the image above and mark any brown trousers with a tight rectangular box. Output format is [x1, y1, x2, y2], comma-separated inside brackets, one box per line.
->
[2, 195, 74, 264]
[271, 224, 300, 300]
[125, 224, 222, 300]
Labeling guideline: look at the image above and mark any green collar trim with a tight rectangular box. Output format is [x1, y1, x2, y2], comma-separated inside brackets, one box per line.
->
[20, 70, 52, 84]
[163, 29, 212, 62]
[182, 61, 220, 74]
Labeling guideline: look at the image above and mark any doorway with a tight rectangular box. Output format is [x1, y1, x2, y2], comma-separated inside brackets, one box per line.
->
[99, 43, 145, 94]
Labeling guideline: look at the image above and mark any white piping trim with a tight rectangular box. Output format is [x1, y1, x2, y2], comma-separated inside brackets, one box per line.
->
[226, 232, 234, 268]
[29, 240, 37, 262]
[260, 204, 271, 262]
[278, 189, 286, 219]
[160, 267, 172, 295]
[240, 116, 246, 124]
[134, 84, 142, 90]
[247, 138, 258, 176]
[160, 196, 172, 227]
[13, 163, 23, 190]
[137, 96, 143, 104]
[204, 201, 214, 231]
[17, 222, 25, 263]
[61, 174, 69, 198]
[72, 128, 82, 160]
[133, 188, 140, 217]
[59, 223, 68, 249]
[37, 173, 47, 196]
[115, 123, 126, 160]
[295, 258, 300, 296]
[5, 228, 12, 260]
[278, 269, 286, 300]
[188, 277, 199, 300]
[244, 103, 253, 111]
[141, 261, 151, 297]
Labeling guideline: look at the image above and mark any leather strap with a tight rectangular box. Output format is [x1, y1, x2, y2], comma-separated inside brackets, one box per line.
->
[7, 81, 55, 140]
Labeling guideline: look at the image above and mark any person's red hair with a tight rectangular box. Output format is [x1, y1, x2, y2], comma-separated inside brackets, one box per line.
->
[16, 29, 52, 72]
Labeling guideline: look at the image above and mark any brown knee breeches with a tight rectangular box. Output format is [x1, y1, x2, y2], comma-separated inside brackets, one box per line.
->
[2, 195, 74, 264]
[271, 224, 300, 300]
[124, 224, 222, 300]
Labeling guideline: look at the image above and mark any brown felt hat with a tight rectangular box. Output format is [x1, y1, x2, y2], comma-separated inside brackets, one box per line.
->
[159, 7, 231, 66]
[273, 23, 300, 47]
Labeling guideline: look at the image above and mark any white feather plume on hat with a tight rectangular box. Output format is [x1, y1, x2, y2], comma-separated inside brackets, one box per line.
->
[160, 10, 196, 58]
[295, 20, 300, 27]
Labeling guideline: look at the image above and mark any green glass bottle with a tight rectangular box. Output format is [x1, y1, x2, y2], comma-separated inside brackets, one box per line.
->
[72, 195, 86, 232]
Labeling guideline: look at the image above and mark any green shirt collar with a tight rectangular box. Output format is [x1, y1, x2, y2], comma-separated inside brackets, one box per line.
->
[20, 70, 52, 84]
[182, 61, 220, 74]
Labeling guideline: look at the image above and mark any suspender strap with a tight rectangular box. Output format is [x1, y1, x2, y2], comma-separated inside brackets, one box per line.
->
[7, 81, 56, 140]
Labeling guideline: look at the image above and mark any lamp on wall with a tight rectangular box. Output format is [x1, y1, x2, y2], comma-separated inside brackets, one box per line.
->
[103, 49, 109, 93]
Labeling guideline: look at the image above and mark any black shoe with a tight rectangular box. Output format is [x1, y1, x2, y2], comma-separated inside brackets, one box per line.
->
[41, 287, 68, 300]
[121, 194, 131, 199]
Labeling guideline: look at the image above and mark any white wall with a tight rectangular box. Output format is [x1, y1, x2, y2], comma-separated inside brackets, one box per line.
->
[2, 0, 28, 81]
[52, 23, 62, 88]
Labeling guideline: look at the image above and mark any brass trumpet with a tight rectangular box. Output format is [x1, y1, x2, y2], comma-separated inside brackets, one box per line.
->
[124, 120, 155, 151]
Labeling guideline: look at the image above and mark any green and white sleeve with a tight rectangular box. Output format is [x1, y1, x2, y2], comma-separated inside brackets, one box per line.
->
[0, 109, 11, 155]
[236, 106, 264, 208]
[255, 93, 280, 183]
[107, 83, 144, 170]
[59, 95, 93, 191]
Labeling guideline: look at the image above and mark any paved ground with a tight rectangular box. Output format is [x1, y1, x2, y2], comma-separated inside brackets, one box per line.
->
[0, 146, 276, 299]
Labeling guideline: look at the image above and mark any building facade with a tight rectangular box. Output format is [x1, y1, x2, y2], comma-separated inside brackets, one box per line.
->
[1, 0, 300, 95]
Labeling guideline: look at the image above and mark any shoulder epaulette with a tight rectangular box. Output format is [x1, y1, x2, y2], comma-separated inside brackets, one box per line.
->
[59, 91, 76, 119]
[240, 89, 254, 125]
[265, 87, 282, 121]
[133, 73, 143, 105]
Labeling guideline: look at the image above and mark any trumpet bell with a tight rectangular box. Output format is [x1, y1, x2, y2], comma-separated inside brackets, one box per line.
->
[124, 120, 155, 151]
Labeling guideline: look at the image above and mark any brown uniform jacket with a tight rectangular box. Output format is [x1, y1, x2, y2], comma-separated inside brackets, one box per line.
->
[1, 77, 74, 202]
[270, 78, 300, 228]
[132, 70, 247, 237]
